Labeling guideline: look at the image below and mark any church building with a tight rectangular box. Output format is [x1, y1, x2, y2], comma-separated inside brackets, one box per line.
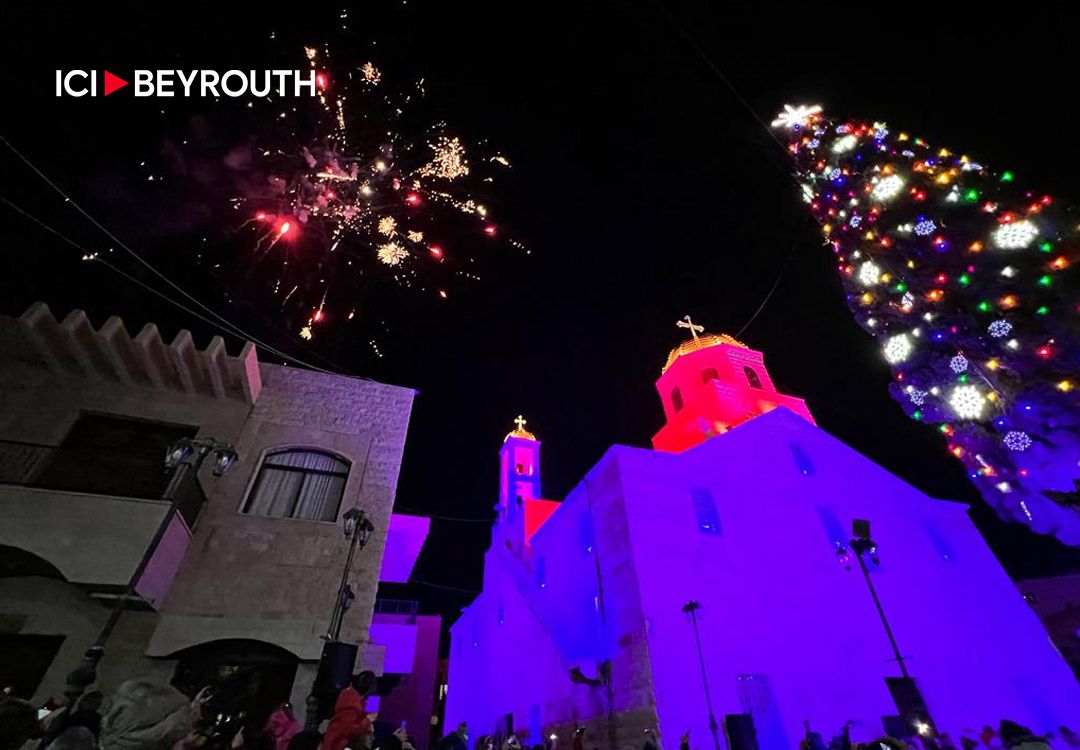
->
[446, 322, 1080, 749]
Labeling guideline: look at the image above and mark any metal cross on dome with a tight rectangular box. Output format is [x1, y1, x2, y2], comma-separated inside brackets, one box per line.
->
[677, 315, 704, 341]
[514, 415, 528, 432]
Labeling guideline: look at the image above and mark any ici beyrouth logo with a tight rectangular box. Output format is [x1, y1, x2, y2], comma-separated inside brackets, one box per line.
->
[55, 69, 321, 97]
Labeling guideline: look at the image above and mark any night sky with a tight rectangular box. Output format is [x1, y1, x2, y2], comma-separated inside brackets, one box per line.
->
[3, 2, 1080, 623]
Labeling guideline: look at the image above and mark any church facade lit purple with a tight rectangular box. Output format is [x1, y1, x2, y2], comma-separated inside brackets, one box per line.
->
[446, 328, 1080, 748]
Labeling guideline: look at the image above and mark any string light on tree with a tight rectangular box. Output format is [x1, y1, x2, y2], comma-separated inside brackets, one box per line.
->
[775, 104, 1080, 546]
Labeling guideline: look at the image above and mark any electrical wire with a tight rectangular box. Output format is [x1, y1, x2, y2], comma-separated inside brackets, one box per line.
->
[0, 134, 349, 376]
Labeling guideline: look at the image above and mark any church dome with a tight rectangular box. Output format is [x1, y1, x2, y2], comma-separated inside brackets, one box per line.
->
[663, 333, 749, 373]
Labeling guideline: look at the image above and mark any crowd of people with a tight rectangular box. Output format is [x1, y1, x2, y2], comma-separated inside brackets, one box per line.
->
[3, 678, 1077, 750]
[0, 671, 413, 750]
[789, 719, 1080, 750]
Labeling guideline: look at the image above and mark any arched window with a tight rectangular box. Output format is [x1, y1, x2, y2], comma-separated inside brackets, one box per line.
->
[242, 449, 350, 521]
[743, 366, 763, 389]
[701, 368, 719, 384]
[671, 387, 684, 412]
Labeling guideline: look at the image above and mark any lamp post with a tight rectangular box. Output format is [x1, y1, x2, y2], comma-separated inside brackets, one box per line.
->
[63, 437, 237, 707]
[327, 507, 374, 641]
[682, 600, 722, 750]
[841, 520, 934, 736]
[305, 506, 375, 730]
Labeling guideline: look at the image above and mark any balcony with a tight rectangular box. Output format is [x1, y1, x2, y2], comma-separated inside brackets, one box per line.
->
[0, 438, 206, 607]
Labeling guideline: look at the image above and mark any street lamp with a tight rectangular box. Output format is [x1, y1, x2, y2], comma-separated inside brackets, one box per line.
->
[682, 600, 722, 750]
[305, 506, 376, 729]
[328, 508, 375, 641]
[838, 519, 935, 737]
[63, 436, 238, 707]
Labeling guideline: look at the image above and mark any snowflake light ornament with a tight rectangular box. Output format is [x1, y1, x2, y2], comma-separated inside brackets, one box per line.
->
[832, 135, 858, 153]
[908, 388, 928, 406]
[993, 219, 1039, 249]
[950, 354, 969, 373]
[771, 103, 823, 129]
[872, 174, 905, 201]
[988, 320, 1012, 338]
[949, 385, 987, 419]
[857, 261, 881, 286]
[884, 333, 913, 364]
[1004, 431, 1032, 451]
[914, 219, 937, 236]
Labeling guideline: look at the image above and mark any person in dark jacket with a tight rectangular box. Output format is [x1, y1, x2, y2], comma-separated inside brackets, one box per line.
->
[998, 721, 1050, 750]
[438, 723, 469, 750]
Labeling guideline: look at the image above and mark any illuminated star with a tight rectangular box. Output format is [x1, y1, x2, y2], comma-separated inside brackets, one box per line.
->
[771, 103, 823, 129]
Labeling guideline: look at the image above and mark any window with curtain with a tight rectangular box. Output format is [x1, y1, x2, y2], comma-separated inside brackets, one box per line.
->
[242, 449, 350, 521]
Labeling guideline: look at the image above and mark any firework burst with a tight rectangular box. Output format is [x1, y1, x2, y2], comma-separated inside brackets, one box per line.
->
[238, 44, 519, 341]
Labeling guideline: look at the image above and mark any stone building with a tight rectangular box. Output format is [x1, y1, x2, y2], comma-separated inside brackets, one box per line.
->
[446, 329, 1080, 749]
[0, 302, 428, 724]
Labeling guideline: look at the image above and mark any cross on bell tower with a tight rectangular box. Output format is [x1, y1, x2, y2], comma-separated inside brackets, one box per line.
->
[677, 315, 705, 341]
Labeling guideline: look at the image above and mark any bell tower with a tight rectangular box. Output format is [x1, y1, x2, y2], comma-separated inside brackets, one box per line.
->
[652, 316, 815, 452]
[499, 415, 541, 520]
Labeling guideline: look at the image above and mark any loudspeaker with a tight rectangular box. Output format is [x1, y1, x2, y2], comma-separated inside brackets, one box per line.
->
[312, 640, 358, 718]
[723, 714, 758, 750]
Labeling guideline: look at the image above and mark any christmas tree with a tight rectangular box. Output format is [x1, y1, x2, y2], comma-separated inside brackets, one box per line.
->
[773, 104, 1080, 545]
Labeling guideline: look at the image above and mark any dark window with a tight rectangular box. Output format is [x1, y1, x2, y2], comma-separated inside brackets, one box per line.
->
[790, 443, 815, 476]
[691, 488, 722, 535]
[701, 368, 719, 384]
[671, 387, 684, 412]
[743, 366, 763, 389]
[242, 449, 349, 521]
[924, 522, 955, 561]
[536, 556, 546, 588]
[34, 414, 197, 499]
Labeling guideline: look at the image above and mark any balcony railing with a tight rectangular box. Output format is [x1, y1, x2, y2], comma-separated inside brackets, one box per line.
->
[0, 439, 208, 529]
[374, 598, 420, 616]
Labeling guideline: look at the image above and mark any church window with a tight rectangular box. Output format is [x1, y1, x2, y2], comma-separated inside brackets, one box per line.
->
[671, 387, 684, 412]
[691, 488, 722, 535]
[536, 555, 547, 588]
[924, 521, 955, 561]
[701, 368, 719, 383]
[817, 506, 846, 549]
[744, 366, 763, 389]
[790, 443, 815, 476]
[242, 448, 349, 521]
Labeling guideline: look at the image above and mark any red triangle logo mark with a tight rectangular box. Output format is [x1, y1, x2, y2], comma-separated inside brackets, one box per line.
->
[103, 70, 128, 96]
